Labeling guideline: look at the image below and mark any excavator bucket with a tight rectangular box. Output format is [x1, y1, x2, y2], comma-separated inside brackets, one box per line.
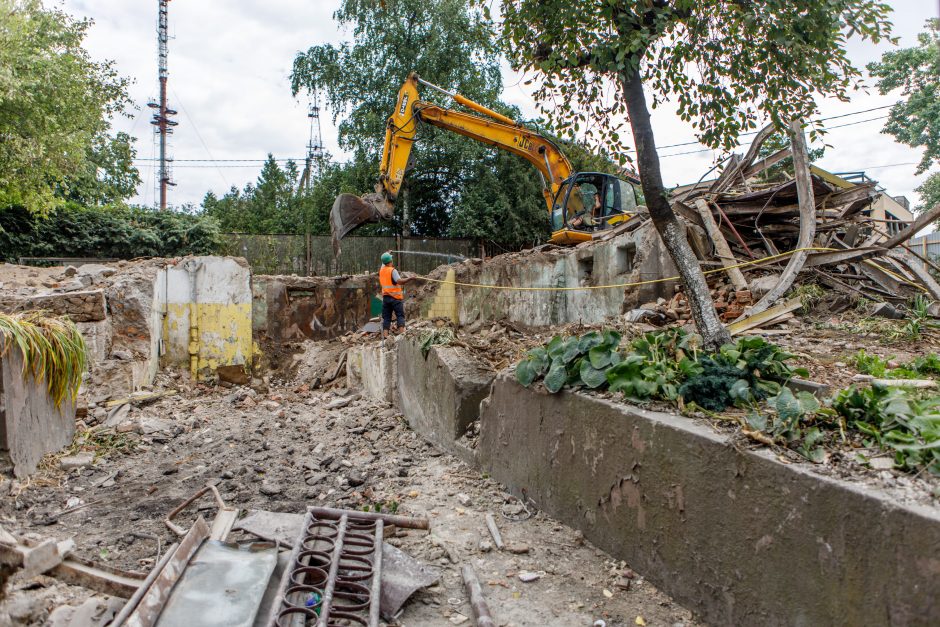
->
[330, 193, 385, 256]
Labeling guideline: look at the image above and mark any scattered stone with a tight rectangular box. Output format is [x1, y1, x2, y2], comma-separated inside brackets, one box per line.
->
[507, 544, 530, 554]
[347, 470, 366, 487]
[869, 457, 895, 470]
[479, 540, 493, 553]
[111, 349, 133, 361]
[63, 266, 78, 277]
[326, 397, 353, 410]
[456, 493, 472, 507]
[260, 481, 283, 496]
[871, 302, 905, 320]
[59, 453, 94, 470]
[518, 570, 543, 583]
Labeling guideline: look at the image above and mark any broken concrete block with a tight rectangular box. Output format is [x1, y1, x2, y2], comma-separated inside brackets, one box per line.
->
[871, 302, 905, 320]
[748, 274, 782, 298]
[396, 336, 493, 459]
[22, 538, 64, 578]
[59, 453, 94, 470]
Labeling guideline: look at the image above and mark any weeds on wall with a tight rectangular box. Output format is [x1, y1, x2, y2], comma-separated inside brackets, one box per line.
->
[0, 311, 87, 407]
[514, 327, 940, 476]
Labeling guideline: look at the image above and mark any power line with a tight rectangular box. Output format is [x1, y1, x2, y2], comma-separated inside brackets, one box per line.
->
[133, 158, 306, 162]
[656, 104, 894, 150]
[658, 114, 889, 158]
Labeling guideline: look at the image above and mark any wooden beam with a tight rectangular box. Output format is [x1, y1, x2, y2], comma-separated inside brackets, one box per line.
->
[728, 297, 801, 336]
[743, 147, 791, 180]
[741, 119, 817, 318]
[694, 198, 748, 290]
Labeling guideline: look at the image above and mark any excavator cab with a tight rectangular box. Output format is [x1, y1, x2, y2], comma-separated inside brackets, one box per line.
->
[549, 172, 644, 245]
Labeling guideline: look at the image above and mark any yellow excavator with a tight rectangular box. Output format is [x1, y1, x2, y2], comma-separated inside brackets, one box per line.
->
[330, 72, 644, 253]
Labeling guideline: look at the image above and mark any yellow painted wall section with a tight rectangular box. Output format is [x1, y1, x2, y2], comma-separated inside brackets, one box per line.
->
[163, 302, 253, 375]
[424, 268, 459, 323]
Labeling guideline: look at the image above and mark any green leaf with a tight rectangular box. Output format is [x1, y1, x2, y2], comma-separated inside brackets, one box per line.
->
[746, 411, 768, 431]
[562, 336, 582, 364]
[527, 346, 550, 375]
[547, 335, 565, 359]
[580, 360, 608, 388]
[578, 331, 603, 353]
[544, 359, 567, 393]
[515, 360, 537, 387]
[589, 345, 612, 369]
[729, 379, 753, 403]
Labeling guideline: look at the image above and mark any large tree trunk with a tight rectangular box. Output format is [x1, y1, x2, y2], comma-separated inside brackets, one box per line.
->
[621, 70, 732, 350]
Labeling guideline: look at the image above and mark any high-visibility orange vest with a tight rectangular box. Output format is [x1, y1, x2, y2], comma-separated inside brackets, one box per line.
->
[379, 265, 403, 300]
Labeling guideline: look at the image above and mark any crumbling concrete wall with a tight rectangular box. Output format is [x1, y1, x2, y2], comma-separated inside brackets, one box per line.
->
[414, 222, 678, 328]
[396, 336, 493, 458]
[474, 376, 940, 626]
[257, 274, 378, 342]
[0, 339, 75, 478]
[347, 342, 398, 405]
[158, 257, 252, 377]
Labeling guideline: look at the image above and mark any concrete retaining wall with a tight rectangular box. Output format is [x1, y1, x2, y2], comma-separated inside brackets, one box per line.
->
[1, 340, 76, 478]
[396, 336, 493, 458]
[347, 342, 398, 405]
[474, 376, 940, 626]
[411, 223, 679, 328]
[255, 274, 378, 342]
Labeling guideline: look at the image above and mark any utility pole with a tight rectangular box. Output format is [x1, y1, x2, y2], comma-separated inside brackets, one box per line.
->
[148, 0, 177, 210]
[299, 92, 325, 193]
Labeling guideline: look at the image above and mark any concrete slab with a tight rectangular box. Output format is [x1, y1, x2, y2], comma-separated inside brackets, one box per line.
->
[475, 375, 940, 626]
[0, 340, 76, 478]
[347, 341, 398, 405]
[397, 336, 493, 457]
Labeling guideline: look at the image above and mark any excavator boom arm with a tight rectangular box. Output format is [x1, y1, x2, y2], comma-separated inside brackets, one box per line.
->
[330, 73, 573, 253]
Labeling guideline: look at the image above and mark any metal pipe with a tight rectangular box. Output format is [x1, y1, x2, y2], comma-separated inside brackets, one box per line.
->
[110, 542, 179, 626]
[307, 507, 429, 530]
[461, 564, 496, 627]
[368, 520, 383, 627]
[315, 514, 348, 627]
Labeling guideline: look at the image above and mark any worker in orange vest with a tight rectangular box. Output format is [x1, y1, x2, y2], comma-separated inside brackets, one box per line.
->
[379, 251, 414, 338]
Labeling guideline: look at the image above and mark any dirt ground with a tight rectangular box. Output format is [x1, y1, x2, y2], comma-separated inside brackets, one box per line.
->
[0, 353, 697, 627]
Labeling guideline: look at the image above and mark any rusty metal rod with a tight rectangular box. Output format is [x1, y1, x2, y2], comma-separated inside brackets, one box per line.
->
[368, 519, 384, 627]
[461, 564, 496, 627]
[109, 542, 178, 626]
[264, 510, 313, 627]
[307, 506, 429, 530]
[315, 513, 348, 627]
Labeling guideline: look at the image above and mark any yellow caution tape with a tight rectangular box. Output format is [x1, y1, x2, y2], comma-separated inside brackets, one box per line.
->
[411, 246, 841, 292]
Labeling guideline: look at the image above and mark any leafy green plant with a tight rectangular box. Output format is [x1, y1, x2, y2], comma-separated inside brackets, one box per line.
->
[679, 336, 807, 411]
[833, 385, 940, 475]
[0, 312, 87, 407]
[515, 329, 622, 392]
[418, 328, 455, 357]
[852, 349, 889, 377]
[901, 294, 933, 341]
[607, 328, 700, 401]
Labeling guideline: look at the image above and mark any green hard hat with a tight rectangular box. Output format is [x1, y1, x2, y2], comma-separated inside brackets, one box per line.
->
[381, 252, 393, 264]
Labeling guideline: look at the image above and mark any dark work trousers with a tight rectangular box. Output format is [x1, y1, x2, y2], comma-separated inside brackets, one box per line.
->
[382, 295, 406, 330]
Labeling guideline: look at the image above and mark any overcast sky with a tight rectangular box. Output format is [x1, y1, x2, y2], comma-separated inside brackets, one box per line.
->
[63, 0, 937, 211]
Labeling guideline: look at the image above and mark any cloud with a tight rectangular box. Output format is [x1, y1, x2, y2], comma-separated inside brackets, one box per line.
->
[62, 0, 935, 210]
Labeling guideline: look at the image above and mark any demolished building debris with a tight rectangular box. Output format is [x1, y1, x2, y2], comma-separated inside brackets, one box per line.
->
[1, 125, 939, 625]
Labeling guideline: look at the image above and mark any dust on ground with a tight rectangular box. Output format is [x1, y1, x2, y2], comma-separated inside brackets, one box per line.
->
[0, 361, 697, 627]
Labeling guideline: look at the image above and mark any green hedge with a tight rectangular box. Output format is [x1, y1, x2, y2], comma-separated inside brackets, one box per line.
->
[0, 204, 222, 262]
